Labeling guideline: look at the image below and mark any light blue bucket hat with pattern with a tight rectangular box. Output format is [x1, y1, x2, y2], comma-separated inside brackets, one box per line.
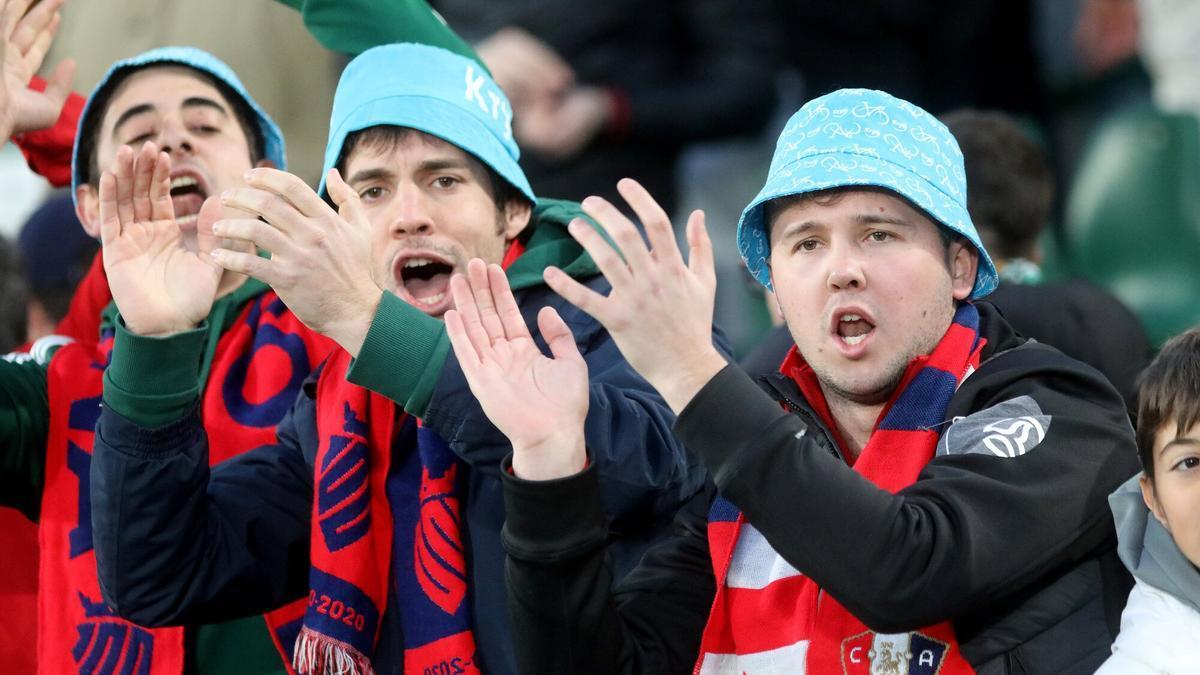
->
[71, 46, 286, 206]
[737, 88, 998, 300]
[319, 42, 534, 202]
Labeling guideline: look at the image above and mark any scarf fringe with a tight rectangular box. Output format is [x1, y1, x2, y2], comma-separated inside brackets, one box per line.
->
[294, 626, 376, 675]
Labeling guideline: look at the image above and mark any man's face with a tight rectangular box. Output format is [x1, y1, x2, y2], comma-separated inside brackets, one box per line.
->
[1142, 420, 1200, 566]
[767, 189, 977, 405]
[343, 131, 530, 318]
[77, 66, 264, 247]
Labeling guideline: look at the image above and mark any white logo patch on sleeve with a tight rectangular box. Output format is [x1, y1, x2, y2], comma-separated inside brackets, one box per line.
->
[937, 395, 1051, 459]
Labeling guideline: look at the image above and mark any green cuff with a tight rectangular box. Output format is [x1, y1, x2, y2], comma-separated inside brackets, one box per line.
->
[347, 291, 449, 416]
[103, 318, 207, 428]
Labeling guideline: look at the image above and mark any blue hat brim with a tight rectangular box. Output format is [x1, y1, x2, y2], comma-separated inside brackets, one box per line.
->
[737, 151, 998, 300]
[319, 94, 534, 203]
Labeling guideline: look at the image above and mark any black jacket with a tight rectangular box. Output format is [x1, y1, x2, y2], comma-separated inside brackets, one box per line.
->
[502, 303, 1140, 674]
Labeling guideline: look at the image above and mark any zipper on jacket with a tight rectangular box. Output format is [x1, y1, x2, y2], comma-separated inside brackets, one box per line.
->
[759, 374, 845, 463]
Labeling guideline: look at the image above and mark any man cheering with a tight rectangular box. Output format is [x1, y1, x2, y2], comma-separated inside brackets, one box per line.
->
[447, 88, 1140, 673]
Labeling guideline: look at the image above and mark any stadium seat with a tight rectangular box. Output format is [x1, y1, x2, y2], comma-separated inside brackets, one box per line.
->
[1064, 105, 1200, 347]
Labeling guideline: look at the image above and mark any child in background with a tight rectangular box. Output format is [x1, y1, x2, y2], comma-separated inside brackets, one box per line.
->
[1099, 327, 1200, 673]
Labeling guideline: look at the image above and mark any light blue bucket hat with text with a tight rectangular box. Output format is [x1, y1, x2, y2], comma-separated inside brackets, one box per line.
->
[737, 88, 998, 300]
[71, 46, 286, 206]
[319, 42, 534, 202]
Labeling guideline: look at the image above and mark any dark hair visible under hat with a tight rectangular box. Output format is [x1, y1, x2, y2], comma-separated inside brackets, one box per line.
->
[941, 109, 1053, 260]
[1136, 327, 1200, 478]
[75, 65, 265, 188]
[334, 125, 531, 215]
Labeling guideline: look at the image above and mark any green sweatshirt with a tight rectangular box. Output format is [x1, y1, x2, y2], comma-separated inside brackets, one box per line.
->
[273, 0, 485, 66]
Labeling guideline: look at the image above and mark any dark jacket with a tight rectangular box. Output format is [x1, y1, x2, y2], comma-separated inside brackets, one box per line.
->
[502, 302, 1140, 674]
[90, 204, 708, 674]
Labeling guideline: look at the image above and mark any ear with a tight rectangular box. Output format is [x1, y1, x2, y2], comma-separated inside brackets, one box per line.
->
[255, 158, 277, 170]
[501, 198, 533, 241]
[1140, 474, 1170, 531]
[949, 240, 980, 301]
[75, 184, 102, 239]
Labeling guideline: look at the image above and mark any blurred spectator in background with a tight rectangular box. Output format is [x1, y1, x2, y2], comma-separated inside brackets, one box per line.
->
[16, 193, 97, 342]
[1136, 0, 1200, 118]
[431, 0, 780, 217]
[944, 109, 1149, 412]
[0, 236, 26, 353]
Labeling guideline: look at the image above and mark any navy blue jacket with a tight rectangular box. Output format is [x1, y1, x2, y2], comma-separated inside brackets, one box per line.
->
[91, 275, 708, 674]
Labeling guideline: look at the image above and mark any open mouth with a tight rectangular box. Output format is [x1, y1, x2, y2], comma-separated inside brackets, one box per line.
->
[834, 311, 876, 348]
[169, 172, 208, 227]
[394, 254, 456, 314]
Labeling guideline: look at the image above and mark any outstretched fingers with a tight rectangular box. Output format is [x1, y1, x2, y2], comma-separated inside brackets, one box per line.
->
[97, 172, 120, 246]
[448, 271, 495, 362]
[131, 142, 157, 222]
[326, 168, 367, 227]
[113, 145, 135, 225]
[149, 150, 175, 222]
[543, 265, 610, 324]
[486, 263, 531, 341]
[685, 208, 715, 285]
[537, 306, 582, 364]
[14, 0, 61, 62]
[444, 309, 483, 373]
[578, 195, 652, 277]
[616, 178, 683, 269]
[466, 258, 506, 341]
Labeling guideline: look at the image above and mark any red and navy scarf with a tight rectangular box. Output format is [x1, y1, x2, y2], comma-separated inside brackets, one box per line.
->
[296, 349, 476, 675]
[39, 292, 336, 675]
[696, 303, 985, 675]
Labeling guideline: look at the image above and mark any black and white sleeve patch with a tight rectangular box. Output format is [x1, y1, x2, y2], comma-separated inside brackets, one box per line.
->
[937, 396, 1052, 459]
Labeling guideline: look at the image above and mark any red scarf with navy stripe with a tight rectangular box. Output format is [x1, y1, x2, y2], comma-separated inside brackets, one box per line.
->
[296, 349, 476, 675]
[696, 303, 985, 675]
[39, 292, 336, 675]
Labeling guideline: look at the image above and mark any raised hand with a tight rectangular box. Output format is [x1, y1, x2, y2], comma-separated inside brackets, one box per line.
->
[100, 142, 223, 336]
[445, 259, 588, 481]
[0, 0, 75, 140]
[543, 178, 726, 414]
[212, 167, 381, 356]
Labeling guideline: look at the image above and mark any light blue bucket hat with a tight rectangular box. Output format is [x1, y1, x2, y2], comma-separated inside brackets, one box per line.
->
[71, 46, 286, 207]
[319, 42, 534, 202]
[737, 88, 998, 300]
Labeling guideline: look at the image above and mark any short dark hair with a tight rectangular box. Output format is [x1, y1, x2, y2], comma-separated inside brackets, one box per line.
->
[1136, 327, 1200, 479]
[78, 65, 265, 188]
[334, 125, 531, 217]
[941, 109, 1052, 260]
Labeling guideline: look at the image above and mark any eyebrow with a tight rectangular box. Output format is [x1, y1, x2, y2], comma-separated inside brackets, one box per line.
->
[776, 213, 915, 243]
[110, 96, 230, 139]
[1159, 437, 1200, 457]
[346, 167, 396, 185]
[346, 158, 474, 186]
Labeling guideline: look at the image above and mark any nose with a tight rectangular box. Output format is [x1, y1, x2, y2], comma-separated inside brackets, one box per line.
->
[387, 183, 436, 237]
[826, 241, 866, 291]
[156, 117, 194, 158]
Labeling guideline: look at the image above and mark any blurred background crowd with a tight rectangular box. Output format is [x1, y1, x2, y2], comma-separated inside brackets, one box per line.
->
[0, 0, 1197, 669]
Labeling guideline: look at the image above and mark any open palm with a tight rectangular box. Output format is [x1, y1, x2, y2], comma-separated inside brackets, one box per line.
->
[445, 260, 589, 480]
[100, 143, 221, 336]
[0, 0, 74, 139]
